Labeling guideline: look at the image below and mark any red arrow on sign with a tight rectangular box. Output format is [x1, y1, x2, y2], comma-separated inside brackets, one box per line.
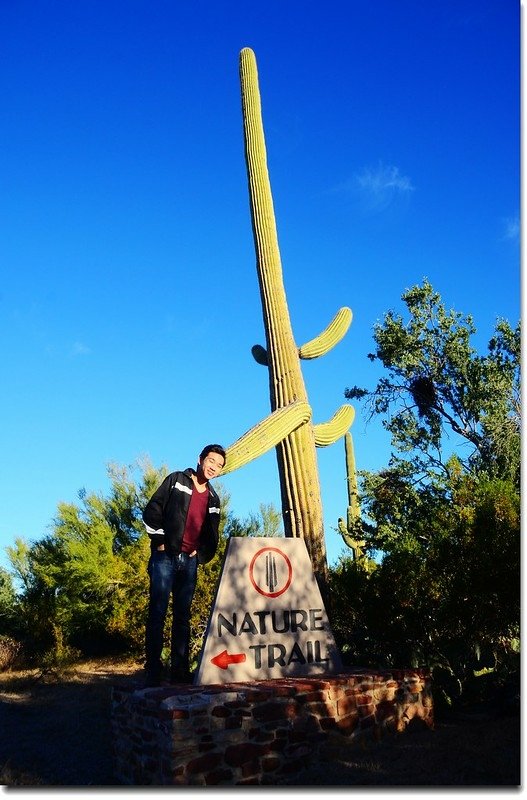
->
[211, 649, 247, 670]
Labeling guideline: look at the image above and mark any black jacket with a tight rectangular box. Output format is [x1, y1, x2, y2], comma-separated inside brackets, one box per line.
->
[142, 468, 221, 564]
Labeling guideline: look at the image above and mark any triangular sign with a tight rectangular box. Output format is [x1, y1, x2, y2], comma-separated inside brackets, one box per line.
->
[195, 537, 342, 685]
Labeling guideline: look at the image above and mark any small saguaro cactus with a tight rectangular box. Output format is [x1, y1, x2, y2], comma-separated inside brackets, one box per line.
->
[222, 47, 355, 592]
[337, 431, 366, 560]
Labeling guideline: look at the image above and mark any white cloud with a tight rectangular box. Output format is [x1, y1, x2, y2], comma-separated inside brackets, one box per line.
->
[326, 162, 415, 214]
[71, 341, 91, 356]
[354, 162, 415, 211]
[502, 215, 519, 242]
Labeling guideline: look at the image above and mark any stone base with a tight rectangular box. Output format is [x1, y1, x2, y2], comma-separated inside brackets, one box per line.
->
[111, 668, 433, 785]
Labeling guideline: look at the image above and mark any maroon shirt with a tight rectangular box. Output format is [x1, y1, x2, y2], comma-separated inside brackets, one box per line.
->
[181, 485, 209, 554]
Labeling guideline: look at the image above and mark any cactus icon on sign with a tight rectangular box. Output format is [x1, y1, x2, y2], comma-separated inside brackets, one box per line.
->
[266, 552, 278, 593]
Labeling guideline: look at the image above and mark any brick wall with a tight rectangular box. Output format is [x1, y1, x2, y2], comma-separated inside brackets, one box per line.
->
[111, 668, 433, 785]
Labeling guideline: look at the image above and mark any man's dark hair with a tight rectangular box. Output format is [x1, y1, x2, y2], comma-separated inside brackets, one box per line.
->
[199, 443, 227, 465]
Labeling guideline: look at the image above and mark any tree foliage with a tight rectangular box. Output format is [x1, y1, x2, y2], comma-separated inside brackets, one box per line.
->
[346, 279, 520, 486]
[3, 459, 269, 671]
[224, 502, 284, 538]
[333, 280, 520, 708]
[5, 458, 169, 661]
[0, 567, 17, 635]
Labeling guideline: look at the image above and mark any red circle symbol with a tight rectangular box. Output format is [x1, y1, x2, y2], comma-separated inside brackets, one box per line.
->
[249, 547, 293, 598]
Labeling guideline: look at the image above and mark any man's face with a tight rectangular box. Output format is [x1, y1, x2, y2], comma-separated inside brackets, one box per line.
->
[199, 452, 225, 480]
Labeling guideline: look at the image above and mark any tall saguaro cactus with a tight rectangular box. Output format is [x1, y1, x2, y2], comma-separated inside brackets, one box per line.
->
[233, 47, 355, 590]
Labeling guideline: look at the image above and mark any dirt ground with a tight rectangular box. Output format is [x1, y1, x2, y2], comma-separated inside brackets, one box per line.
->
[0, 657, 521, 787]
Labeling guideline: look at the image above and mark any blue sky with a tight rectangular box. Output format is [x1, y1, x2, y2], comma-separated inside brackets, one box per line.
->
[0, 0, 519, 573]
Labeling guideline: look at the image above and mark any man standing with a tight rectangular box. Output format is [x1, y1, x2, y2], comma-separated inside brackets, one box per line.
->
[142, 444, 226, 685]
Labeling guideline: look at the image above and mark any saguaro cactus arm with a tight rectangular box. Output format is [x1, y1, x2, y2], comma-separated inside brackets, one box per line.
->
[299, 307, 353, 360]
[338, 518, 366, 557]
[222, 401, 311, 475]
[313, 405, 355, 447]
[251, 344, 268, 366]
[253, 307, 353, 366]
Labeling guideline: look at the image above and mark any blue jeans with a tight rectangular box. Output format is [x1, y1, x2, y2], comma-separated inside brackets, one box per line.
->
[145, 550, 198, 676]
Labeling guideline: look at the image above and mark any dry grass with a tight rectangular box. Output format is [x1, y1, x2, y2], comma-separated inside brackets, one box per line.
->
[0, 658, 521, 787]
[0, 657, 140, 786]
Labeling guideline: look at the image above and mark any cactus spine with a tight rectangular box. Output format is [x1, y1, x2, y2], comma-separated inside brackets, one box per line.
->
[237, 46, 354, 590]
[314, 405, 355, 447]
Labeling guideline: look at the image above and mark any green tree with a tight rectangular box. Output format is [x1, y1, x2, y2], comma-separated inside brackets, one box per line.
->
[6, 458, 169, 661]
[225, 502, 284, 539]
[5, 460, 244, 671]
[330, 470, 520, 709]
[334, 281, 520, 706]
[0, 567, 17, 634]
[346, 279, 520, 486]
